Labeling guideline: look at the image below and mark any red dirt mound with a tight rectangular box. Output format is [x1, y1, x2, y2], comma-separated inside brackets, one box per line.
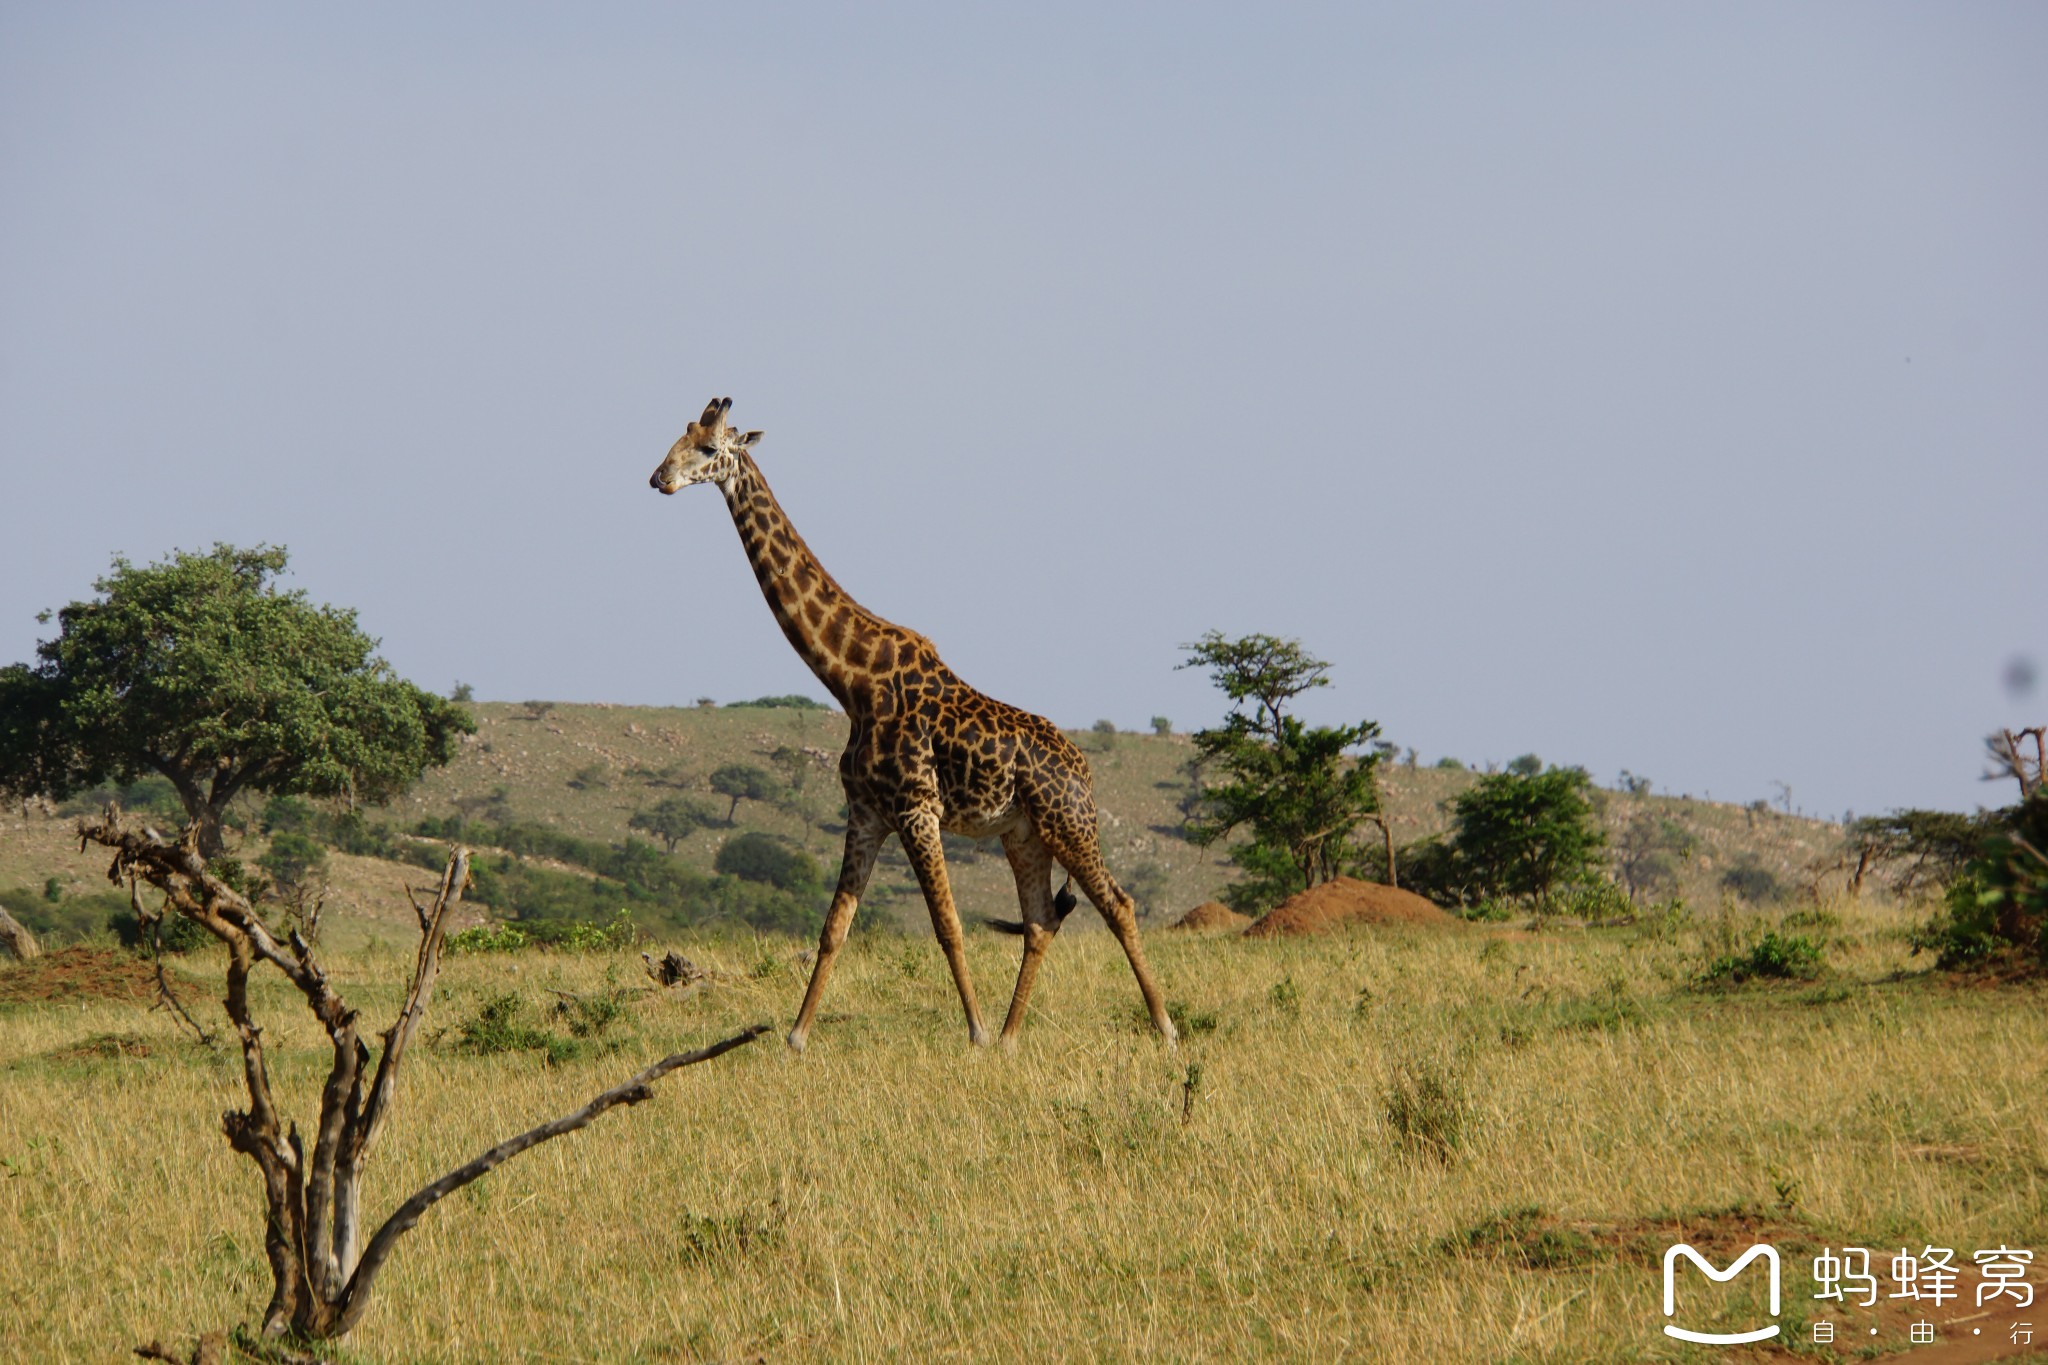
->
[0, 945, 185, 1006]
[1243, 877, 1460, 938]
[1171, 901, 1253, 932]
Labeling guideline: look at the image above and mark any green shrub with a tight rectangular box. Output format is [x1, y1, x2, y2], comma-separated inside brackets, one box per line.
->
[449, 992, 581, 1066]
[724, 694, 829, 710]
[1909, 793, 2047, 970]
[1720, 858, 1782, 904]
[257, 831, 328, 895]
[258, 795, 319, 837]
[1536, 878, 1634, 921]
[714, 833, 820, 892]
[1698, 931, 1825, 985]
[446, 908, 635, 955]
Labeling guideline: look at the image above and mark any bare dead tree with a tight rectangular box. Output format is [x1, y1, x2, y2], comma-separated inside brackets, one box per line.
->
[80, 811, 768, 1347]
[1985, 726, 2046, 801]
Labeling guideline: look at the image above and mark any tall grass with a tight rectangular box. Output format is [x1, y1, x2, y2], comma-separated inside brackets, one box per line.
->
[2, 900, 2041, 1362]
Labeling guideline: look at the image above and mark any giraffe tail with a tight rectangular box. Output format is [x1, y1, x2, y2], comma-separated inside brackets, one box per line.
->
[982, 877, 1079, 935]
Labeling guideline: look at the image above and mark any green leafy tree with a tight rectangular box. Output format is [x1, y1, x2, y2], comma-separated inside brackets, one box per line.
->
[1179, 632, 1383, 911]
[0, 545, 472, 856]
[1444, 767, 1607, 904]
[708, 763, 780, 825]
[629, 795, 721, 854]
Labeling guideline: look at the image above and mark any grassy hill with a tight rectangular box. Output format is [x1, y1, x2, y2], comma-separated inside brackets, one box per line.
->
[3, 699, 1859, 950]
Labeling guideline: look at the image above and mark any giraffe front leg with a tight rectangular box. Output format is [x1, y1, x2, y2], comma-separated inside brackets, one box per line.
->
[788, 803, 886, 1053]
[898, 806, 989, 1046]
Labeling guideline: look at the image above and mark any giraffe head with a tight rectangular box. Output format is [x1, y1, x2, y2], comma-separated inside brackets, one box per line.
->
[648, 396, 763, 495]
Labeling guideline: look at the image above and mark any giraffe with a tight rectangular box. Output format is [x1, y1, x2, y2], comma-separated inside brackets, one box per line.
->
[649, 397, 1178, 1052]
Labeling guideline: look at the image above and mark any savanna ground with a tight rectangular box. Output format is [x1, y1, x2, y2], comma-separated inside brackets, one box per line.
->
[4, 895, 2044, 1363]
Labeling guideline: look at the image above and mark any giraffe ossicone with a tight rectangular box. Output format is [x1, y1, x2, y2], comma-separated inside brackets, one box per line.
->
[649, 397, 1178, 1051]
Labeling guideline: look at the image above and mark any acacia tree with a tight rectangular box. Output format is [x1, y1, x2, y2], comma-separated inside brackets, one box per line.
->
[1179, 632, 1384, 910]
[629, 795, 722, 854]
[0, 545, 471, 856]
[708, 762, 780, 825]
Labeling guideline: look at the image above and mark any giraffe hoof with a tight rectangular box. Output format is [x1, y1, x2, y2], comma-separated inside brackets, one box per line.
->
[785, 1028, 809, 1054]
[968, 1024, 990, 1048]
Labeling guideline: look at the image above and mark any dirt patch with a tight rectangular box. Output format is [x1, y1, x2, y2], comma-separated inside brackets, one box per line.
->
[43, 1031, 155, 1062]
[1171, 901, 1252, 932]
[1242, 877, 1461, 937]
[0, 945, 190, 1006]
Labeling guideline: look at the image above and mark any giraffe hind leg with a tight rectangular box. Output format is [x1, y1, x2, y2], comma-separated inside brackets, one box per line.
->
[1038, 822, 1179, 1046]
[995, 826, 1068, 1044]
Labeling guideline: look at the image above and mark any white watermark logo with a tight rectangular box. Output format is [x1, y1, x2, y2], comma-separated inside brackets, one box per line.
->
[1662, 1243, 1781, 1345]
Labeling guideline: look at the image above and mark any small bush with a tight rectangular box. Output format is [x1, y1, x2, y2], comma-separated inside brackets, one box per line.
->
[1536, 878, 1634, 922]
[1383, 1058, 1465, 1162]
[1909, 793, 2047, 971]
[1720, 858, 1782, 904]
[448, 992, 607, 1067]
[451, 993, 577, 1064]
[258, 831, 328, 896]
[715, 833, 820, 891]
[1698, 931, 1825, 985]
[446, 909, 636, 955]
[548, 983, 635, 1039]
[724, 694, 829, 710]
[1459, 898, 1516, 924]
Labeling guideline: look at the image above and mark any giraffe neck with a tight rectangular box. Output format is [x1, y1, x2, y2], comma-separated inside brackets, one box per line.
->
[718, 453, 890, 709]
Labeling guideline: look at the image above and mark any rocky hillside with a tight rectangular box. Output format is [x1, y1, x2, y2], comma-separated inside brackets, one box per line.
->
[2, 700, 1856, 947]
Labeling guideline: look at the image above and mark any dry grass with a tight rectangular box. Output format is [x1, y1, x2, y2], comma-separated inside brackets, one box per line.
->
[3, 898, 2043, 1362]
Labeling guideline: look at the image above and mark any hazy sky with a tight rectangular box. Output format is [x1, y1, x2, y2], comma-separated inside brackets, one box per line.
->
[3, 4, 2043, 820]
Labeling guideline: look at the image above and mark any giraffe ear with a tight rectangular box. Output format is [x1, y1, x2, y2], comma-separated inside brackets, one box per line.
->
[740, 430, 763, 447]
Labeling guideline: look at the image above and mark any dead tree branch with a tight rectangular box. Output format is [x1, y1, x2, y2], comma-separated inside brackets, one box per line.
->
[131, 876, 215, 1047]
[1986, 726, 2046, 801]
[79, 812, 768, 1345]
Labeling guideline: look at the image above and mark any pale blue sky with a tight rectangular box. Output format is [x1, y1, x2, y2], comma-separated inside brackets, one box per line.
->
[2, 3, 2042, 820]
